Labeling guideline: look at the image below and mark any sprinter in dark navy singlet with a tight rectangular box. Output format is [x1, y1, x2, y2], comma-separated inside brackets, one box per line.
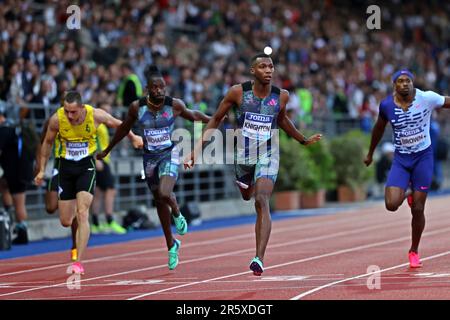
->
[97, 65, 210, 270]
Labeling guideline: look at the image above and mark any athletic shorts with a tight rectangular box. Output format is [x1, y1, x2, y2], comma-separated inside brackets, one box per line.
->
[1, 172, 26, 194]
[143, 146, 179, 191]
[96, 161, 115, 191]
[47, 158, 60, 193]
[58, 156, 96, 200]
[1, 161, 26, 195]
[386, 146, 433, 193]
[235, 154, 279, 187]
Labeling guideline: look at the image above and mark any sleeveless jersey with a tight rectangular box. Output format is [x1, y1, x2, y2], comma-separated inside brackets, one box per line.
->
[96, 123, 111, 164]
[57, 104, 97, 161]
[235, 81, 281, 162]
[137, 96, 175, 154]
[379, 89, 445, 154]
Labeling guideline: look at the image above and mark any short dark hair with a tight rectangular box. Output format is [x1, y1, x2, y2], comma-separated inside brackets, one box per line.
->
[251, 53, 271, 65]
[145, 65, 163, 82]
[64, 91, 82, 105]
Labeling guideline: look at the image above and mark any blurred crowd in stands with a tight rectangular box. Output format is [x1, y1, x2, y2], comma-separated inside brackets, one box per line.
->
[0, 0, 449, 130]
[1, 0, 449, 245]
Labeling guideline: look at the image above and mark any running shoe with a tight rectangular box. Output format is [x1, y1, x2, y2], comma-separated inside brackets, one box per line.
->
[235, 180, 249, 190]
[407, 194, 413, 208]
[249, 257, 264, 276]
[108, 221, 127, 234]
[70, 248, 78, 262]
[91, 224, 101, 234]
[168, 239, 181, 270]
[71, 262, 85, 275]
[408, 251, 422, 268]
[173, 213, 188, 235]
[12, 225, 28, 245]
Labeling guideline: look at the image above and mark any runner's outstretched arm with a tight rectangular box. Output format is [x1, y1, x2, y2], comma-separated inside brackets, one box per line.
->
[183, 85, 239, 168]
[277, 90, 322, 146]
[96, 101, 140, 160]
[173, 98, 211, 123]
[35, 114, 58, 186]
[364, 115, 388, 167]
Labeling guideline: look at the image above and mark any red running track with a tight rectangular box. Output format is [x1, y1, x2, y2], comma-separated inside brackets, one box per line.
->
[1, 196, 450, 300]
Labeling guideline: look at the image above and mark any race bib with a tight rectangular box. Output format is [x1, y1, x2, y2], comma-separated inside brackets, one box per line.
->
[242, 112, 273, 141]
[144, 127, 172, 150]
[65, 142, 89, 161]
[399, 129, 425, 147]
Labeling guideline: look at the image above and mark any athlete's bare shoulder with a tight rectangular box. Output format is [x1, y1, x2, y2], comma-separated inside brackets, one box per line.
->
[224, 84, 244, 107]
[279, 89, 290, 106]
[48, 112, 59, 132]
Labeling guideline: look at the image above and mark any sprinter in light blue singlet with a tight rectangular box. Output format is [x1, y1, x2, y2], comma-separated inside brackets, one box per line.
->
[365, 69, 450, 268]
[97, 65, 210, 270]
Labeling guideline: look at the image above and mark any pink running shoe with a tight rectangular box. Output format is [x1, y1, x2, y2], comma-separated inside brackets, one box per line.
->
[407, 194, 413, 208]
[408, 251, 422, 268]
[71, 262, 85, 275]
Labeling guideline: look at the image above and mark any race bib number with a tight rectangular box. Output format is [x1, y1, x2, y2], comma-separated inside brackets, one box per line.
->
[242, 112, 273, 141]
[65, 142, 89, 161]
[144, 127, 172, 150]
[399, 130, 425, 147]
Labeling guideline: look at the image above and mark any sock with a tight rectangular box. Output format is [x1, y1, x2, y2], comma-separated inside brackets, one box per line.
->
[92, 214, 99, 226]
[106, 215, 113, 224]
[16, 221, 27, 229]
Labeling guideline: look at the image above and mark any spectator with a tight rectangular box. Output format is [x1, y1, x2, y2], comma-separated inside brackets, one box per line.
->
[117, 63, 143, 107]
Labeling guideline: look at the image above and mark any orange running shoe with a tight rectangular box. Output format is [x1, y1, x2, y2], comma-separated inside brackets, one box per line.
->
[70, 248, 78, 262]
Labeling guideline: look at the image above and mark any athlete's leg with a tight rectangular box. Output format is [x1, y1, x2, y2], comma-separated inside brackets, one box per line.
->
[11, 192, 27, 222]
[0, 177, 13, 211]
[11, 190, 29, 244]
[104, 188, 116, 218]
[91, 186, 103, 228]
[159, 176, 179, 216]
[45, 191, 58, 214]
[235, 164, 255, 201]
[152, 188, 175, 250]
[74, 191, 93, 262]
[253, 177, 274, 262]
[58, 199, 77, 227]
[70, 217, 77, 250]
[409, 191, 427, 253]
[408, 150, 433, 254]
[238, 184, 255, 201]
[385, 155, 410, 212]
[385, 187, 407, 211]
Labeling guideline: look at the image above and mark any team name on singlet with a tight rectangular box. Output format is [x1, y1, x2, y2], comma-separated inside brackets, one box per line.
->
[144, 127, 172, 150]
[242, 112, 273, 141]
[65, 142, 89, 161]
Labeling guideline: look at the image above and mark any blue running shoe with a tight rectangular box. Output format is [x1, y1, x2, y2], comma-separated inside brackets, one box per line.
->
[249, 257, 264, 276]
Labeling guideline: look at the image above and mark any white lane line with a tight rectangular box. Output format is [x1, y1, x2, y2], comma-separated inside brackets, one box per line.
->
[0, 220, 407, 298]
[290, 250, 450, 300]
[126, 226, 450, 300]
[0, 207, 391, 278]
